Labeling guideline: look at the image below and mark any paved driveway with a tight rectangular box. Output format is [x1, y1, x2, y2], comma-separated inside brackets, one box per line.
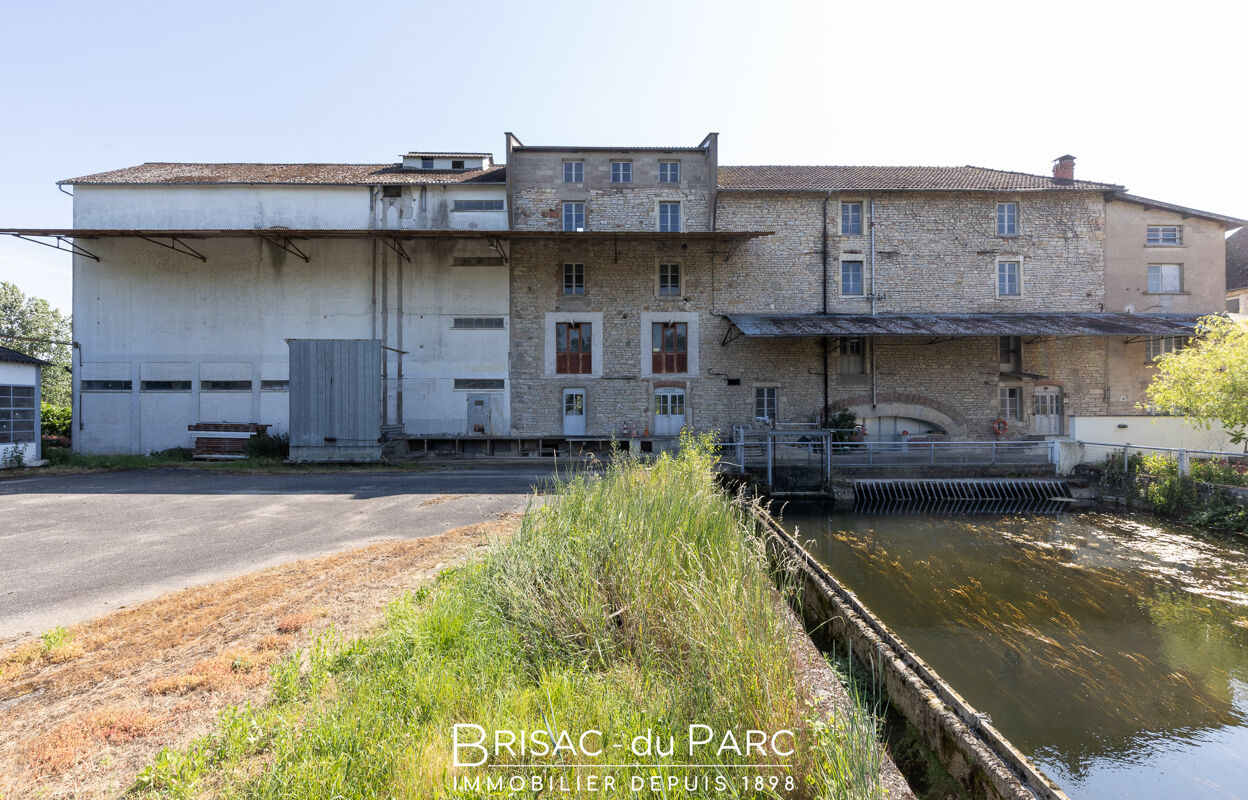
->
[0, 467, 558, 641]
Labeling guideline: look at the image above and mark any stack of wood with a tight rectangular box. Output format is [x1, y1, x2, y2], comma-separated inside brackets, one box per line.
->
[187, 422, 270, 459]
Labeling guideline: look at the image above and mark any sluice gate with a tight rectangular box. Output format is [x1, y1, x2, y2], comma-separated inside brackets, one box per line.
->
[854, 478, 1074, 515]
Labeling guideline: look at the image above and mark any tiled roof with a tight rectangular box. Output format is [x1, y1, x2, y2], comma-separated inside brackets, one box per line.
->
[0, 345, 51, 366]
[60, 163, 506, 186]
[1229, 228, 1248, 292]
[717, 165, 1122, 192]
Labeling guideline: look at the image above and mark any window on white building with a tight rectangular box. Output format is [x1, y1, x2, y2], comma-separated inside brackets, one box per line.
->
[1147, 225, 1182, 246]
[0, 385, 36, 444]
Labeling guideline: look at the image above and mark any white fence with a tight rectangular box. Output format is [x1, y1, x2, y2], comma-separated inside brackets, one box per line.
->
[1076, 441, 1248, 478]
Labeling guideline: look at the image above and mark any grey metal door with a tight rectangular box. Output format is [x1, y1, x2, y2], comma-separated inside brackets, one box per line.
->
[562, 389, 585, 436]
[288, 339, 382, 461]
[467, 394, 491, 435]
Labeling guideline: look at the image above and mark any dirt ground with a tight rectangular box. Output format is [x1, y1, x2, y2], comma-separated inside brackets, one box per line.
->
[0, 511, 519, 800]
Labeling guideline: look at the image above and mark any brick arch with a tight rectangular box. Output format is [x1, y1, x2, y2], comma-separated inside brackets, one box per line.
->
[828, 393, 968, 439]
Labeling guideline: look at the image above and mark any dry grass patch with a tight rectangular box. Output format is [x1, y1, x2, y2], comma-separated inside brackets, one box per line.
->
[0, 514, 518, 800]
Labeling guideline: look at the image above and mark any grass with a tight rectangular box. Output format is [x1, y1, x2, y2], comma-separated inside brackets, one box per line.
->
[27, 446, 435, 474]
[127, 433, 888, 799]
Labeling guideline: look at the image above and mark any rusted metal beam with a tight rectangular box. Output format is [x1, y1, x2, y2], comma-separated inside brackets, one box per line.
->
[262, 237, 309, 263]
[10, 233, 100, 261]
[380, 237, 410, 262]
[139, 236, 206, 261]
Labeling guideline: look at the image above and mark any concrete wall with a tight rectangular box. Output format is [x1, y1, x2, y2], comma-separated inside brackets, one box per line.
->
[1104, 199, 1228, 314]
[509, 147, 713, 232]
[72, 235, 509, 454]
[1069, 415, 1242, 452]
[372, 184, 506, 231]
[0, 361, 40, 465]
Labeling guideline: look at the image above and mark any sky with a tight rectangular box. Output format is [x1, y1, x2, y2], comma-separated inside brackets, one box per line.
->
[1, 0, 1245, 314]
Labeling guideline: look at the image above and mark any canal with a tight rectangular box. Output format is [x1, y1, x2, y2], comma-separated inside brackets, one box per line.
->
[782, 507, 1248, 800]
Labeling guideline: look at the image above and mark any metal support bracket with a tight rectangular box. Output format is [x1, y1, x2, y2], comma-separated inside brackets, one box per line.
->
[262, 237, 309, 263]
[139, 236, 206, 261]
[486, 236, 509, 265]
[11, 234, 100, 261]
[381, 237, 410, 262]
[924, 337, 960, 346]
[721, 324, 745, 346]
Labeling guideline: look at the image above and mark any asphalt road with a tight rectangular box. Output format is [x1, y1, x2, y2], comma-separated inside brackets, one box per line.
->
[0, 467, 559, 642]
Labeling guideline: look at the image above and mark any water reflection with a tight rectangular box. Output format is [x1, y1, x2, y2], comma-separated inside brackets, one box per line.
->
[782, 508, 1248, 800]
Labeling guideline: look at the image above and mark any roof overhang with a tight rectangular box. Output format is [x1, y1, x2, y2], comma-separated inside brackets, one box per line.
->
[0, 228, 769, 241]
[724, 312, 1205, 338]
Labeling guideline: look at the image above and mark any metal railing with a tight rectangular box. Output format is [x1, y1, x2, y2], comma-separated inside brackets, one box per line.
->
[1077, 441, 1248, 479]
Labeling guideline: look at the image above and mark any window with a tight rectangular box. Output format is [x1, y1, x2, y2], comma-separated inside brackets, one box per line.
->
[1147, 263, 1183, 294]
[755, 387, 777, 422]
[563, 263, 585, 295]
[202, 380, 251, 391]
[997, 260, 1021, 297]
[563, 161, 584, 183]
[1147, 225, 1182, 246]
[841, 202, 863, 235]
[451, 199, 505, 211]
[655, 391, 685, 416]
[651, 322, 688, 373]
[451, 159, 465, 169]
[81, 380, 131, 391]
[382, 186, 402, 198]
[840, 260, 865, 297]
[1230, 298, 1242, 314]
[562, 202, 585, 231]
[611, 161, 632, 183]
[997, 202, 1018, 236]
[260, 380, 289, 391]
[0, 385, 36, 444]
[1146, 336, 1187, 360]
[999, 387, 1021, 420]
[838, 338, 865, 374]
[658, 160, 680, 183]
[452, 317, 506, 329]
[453, 378, 505, 390]
[555, 322, 592, 374]
[658, 262, 681, 297]
[141, 380, 192, 391]
[420, 158, 434, 169]
[999, 336, 1021, 373]
[658, 202, 681, 232]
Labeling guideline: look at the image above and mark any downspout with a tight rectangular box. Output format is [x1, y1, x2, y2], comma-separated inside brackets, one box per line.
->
[821, 192, 831, 424]
[870, 196, 878, 408]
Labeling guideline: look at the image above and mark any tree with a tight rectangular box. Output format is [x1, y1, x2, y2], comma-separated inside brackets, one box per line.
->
[0, 282, 72, 407]
[1144, 315, 1248, 446]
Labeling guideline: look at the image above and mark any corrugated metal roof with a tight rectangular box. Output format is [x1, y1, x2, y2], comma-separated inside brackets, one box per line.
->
[0, 345, 51, 366]
[717, 165, 1122, 192]
[725, 313, 1203, 337]
[59, 163, 506, 186]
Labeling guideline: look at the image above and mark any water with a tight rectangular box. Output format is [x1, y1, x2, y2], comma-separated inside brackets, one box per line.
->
[782, 507, 1248, 800]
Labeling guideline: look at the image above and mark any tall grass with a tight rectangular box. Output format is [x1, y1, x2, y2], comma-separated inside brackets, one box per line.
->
[133, 433, 887, 799]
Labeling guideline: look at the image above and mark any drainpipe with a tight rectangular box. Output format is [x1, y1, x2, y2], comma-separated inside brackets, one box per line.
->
[869, 197, 878, 408]
[821, 191, 831, 427]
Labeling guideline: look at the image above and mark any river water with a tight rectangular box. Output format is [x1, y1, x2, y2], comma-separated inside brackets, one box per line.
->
[781, 507, 1248, 800]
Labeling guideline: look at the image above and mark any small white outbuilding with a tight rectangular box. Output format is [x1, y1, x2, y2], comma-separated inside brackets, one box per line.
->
[0, 346, 47, 466]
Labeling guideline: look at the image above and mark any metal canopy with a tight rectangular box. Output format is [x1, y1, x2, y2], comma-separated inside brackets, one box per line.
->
[0, 228, 768, 241]
[725, 312, 1204, 338]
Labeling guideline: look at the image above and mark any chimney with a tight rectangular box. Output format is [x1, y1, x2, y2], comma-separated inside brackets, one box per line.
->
[1052, 154, 1076, 183]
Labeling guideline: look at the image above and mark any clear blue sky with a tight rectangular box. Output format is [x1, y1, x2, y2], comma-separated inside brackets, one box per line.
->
[2, 0, 1245, 313]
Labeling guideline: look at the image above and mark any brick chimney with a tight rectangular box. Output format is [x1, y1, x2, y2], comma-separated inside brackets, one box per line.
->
[1052, 154, 1076, 183]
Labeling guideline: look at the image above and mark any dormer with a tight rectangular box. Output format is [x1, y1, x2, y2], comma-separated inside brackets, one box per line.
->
[401, 152, 493, 171]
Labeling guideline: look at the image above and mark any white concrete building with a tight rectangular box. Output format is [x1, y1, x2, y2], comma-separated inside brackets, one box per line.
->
[61, 153, 510, 453]
[0, 346, 46, 465]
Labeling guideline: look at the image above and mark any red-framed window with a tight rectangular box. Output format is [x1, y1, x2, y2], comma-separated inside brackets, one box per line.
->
[556, 322, 592, 374]
[651, 322, 688, 373]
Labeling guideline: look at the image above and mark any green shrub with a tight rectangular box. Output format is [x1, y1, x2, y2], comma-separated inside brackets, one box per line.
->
[246, 433, 290, 460]
[41, 403, 71, 438]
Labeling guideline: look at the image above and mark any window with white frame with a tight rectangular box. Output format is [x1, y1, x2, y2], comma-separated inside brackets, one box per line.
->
[659, 160, 680, 183]
[563, 161, 584, 183]
[754, 387, 777, 422]
[997, 202, 1018, 236]
[997, 260, 1021, 297]
[840, 260, 865, 297]
[610, 161, 632, 183]
[841, 201, 863, 235]
[1147, 263, 1183, 294]
[563, 201, 585, 231]
[657, 262, 681, 297]
[1147, 225, 1182, 246]
[838, 337, 866, 374]
[563, 263, 585, 295]
[999, 386, 1021, 420]
[658, 202, 681, 232]
[1146, 336, 1187, 360]
[0, 385, 36, 444]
